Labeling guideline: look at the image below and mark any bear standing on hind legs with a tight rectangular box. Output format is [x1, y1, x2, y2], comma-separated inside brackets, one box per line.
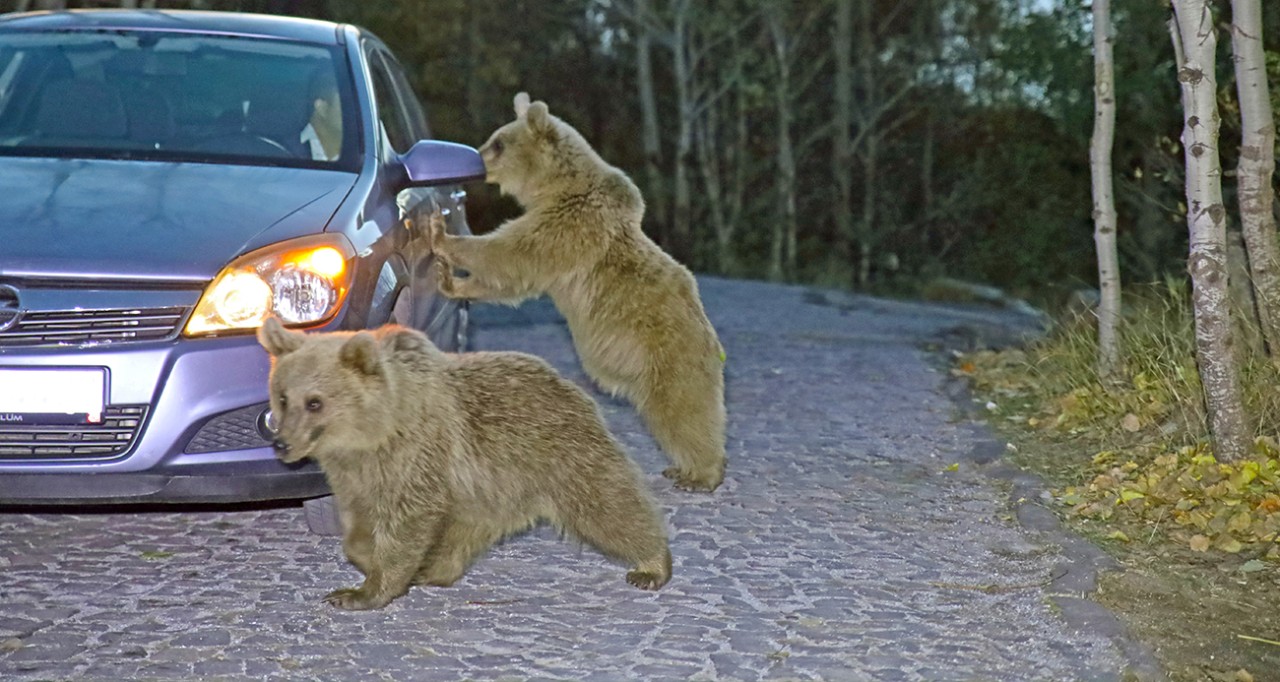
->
[430, 92, 727, 492]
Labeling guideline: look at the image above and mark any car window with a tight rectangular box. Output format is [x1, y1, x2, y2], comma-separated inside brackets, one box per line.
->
[364, 47, 414, 154]
[0, 48, 25, 112]
[0, 30, 358, 170]
[378, 51, 430, 140]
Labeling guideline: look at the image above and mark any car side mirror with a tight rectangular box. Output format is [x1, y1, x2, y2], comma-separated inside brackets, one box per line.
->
[397, 140, 486, 187]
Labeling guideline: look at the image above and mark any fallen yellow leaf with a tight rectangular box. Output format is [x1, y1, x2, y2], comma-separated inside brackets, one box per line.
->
[1119, 489, 1146, 503]
[1189, 534, 1211, 552]
[1218, 537, 1245, 553]
[1227, 511, 1253, 534]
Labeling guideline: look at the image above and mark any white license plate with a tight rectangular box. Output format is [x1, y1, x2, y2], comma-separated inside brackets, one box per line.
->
[0, 368, 106, 424]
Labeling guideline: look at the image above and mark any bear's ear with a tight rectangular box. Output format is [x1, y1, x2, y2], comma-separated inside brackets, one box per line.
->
[257, 317, 305, 357]
[513, 92, 531, 118]
[379, 325, 436, 355]
[340, 332, 383, 376]
[526, 101, 552, 135]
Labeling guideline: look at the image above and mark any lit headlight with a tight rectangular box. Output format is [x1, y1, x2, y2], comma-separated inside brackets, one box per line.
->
[184, 234, 355, 336]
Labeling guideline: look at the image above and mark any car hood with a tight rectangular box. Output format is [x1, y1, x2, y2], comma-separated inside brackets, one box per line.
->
[0, 157, 357, 283]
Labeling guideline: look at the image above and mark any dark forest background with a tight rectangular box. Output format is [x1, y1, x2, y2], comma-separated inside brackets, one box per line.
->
[8, 0, 1280, 305]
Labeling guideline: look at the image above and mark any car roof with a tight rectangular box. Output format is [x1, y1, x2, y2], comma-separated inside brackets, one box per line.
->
[0, 9, 347, 45]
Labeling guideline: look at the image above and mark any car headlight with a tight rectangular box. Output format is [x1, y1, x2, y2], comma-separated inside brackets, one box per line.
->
[183, 234, 355, 336]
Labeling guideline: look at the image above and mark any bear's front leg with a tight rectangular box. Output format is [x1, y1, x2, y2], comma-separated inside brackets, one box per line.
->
[324, 555, 420, 611]
[430, 219, 501, 301]
[413, 516, 501, 587]
[341, 512, 375, 576]
[323, 519, 433, 610]
[435, 263, 507, 301]
[429, 213, 547, 304]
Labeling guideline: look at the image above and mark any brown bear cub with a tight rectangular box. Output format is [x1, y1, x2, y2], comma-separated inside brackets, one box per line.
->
[430, 92, 727, 492]
[257, 318, 672, 611]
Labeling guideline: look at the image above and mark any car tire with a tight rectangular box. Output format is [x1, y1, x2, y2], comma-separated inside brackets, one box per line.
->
[303, 495, 342, 536]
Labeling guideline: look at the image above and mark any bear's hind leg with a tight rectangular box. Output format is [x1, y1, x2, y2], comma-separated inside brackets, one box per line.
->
[640, 371, 726, 493]
[555, 481, 671, 591]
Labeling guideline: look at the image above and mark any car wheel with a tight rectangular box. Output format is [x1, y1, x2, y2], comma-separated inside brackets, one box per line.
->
[303, 495, 342, 536]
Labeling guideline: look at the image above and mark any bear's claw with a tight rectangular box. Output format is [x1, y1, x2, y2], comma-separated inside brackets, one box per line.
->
[662, 466, 721, 493]
[626, 569, 668, 591]
[323, 586, 386, 611]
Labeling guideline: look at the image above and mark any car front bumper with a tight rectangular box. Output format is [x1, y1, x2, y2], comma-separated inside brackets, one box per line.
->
[0, 331, 328, 504]
[0, 464, 328, 504]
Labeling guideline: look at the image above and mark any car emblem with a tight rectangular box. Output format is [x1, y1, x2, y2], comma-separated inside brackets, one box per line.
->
[0, 285, 22, 333]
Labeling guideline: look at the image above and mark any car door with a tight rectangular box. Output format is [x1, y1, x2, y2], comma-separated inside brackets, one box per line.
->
[362, 43, 446, 337]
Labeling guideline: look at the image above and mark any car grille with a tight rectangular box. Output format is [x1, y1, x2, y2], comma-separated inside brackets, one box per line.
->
[0, 306, 189, 347]
[185, 403, 273, 454]
[0, 405, 147, 460]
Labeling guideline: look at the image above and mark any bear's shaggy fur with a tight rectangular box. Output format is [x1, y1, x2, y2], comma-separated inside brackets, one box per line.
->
[257, 318, 672, 611]
[430, 92, 727, 492]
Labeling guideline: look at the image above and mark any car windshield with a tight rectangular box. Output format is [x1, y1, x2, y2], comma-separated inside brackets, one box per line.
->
[0, 29, 358, 170]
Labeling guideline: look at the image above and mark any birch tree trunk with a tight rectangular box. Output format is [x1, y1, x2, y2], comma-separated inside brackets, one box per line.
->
[856, 0, 876, 287]
[634, 0, 668, 245]
[1170, 2, 1250, 461]
[670, 0, 694, 264]
[831, 0, 854, 280]
[921, 106, 934, 255]
[1229, 0, 1280, 356]
[765, 4, 797, 283]
[1090, 0, 1123, 378]
[694, 91, 732, 273]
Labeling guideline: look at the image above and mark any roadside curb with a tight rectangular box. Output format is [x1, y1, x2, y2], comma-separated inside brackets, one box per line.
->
[941, 369, 1167, 682]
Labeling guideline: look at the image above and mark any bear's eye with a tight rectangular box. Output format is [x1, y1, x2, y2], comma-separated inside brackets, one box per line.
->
[278, 394, 288, 408]
[490, 138, 504, 156]
[306, 397, 323, 413]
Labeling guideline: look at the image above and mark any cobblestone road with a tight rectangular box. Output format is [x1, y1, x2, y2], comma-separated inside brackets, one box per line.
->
[0, 277, 1159, 681]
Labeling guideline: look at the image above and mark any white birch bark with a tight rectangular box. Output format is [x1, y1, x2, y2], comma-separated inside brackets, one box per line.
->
[1090, 0, 1122, 377]
[1229, 0, 1280, 356]
[1170, 1, 1250, 461]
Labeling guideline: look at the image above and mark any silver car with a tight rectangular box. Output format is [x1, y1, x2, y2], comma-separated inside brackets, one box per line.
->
[0, 9, 485, 532]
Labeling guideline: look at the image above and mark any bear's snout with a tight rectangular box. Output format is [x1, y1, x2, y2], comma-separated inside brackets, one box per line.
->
[272, 438, 292, 458]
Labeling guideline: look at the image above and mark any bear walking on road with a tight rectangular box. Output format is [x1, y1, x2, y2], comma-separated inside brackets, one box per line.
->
[257, 318, 672, 611]
[430, 92, 726, 492]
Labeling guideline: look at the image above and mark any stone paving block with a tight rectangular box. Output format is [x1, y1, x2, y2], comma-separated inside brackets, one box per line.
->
[191, 657, 246, 677]
[170, 629, 233, 647]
